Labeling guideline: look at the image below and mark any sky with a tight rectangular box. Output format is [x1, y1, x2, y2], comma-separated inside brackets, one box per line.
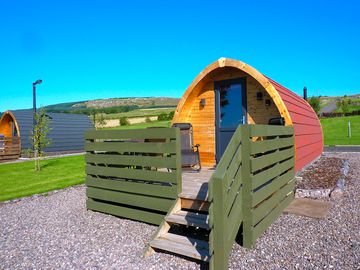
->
[0, 0, 359, 111]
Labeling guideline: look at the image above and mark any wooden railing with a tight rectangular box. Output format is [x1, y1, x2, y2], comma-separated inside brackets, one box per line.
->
[208, 125, 295, 269]
[208, 125, 244, 270]
[0, 136, 21, 160]
[84, 128, 182, 225]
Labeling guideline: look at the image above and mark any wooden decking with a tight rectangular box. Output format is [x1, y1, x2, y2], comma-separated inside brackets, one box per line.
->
[180, 167, 214, 201]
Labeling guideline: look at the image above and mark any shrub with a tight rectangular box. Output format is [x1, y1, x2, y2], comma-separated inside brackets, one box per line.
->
[145, 116, 152, 123]
[168, 111, 175, 120]
[336, 97, 351, 115]
[308, 96, 321, 115]
[119, 117, 130, 126]
[157, 112, 168, 121]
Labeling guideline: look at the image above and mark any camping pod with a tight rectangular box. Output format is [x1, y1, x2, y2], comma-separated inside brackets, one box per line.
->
[0, 110, 93, 160]
[172, 57, 323, 171]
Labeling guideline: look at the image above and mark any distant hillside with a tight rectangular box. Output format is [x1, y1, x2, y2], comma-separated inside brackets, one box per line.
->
[43, 97, 180, 115]
[319, 94, 360, 113]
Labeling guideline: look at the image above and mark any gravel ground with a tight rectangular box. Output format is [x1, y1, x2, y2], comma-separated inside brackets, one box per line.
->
[1, 153, 359, 269]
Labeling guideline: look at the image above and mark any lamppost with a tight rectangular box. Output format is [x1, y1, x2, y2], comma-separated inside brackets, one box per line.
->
[32, 79, 42, 152]
[32, 79, 42, 127]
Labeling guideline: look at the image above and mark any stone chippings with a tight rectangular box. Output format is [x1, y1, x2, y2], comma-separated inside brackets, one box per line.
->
[1, 153, 359, 269]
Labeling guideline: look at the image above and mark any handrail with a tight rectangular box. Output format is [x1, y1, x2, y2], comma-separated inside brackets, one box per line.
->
[208, 124, 295, 269]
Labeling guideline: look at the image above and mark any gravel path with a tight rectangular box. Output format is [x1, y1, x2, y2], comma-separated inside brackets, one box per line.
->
[1, 153, 359, 269]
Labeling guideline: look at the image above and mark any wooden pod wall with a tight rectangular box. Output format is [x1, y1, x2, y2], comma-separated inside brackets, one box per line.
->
[0, 111, 20, 138]
[172, 58, 323, 171]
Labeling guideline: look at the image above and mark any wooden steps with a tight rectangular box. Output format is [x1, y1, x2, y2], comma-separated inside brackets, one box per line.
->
[165, 210, 209, 229]
[150, 233, 210, 261]
[145, 197, 211, 262]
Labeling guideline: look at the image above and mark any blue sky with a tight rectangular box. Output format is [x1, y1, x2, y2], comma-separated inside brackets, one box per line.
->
[0, 0, 359, 111]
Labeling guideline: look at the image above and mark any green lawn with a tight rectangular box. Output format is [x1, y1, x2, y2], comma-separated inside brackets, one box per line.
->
[321, 115, 360, 145]
[0, 155, 85, 201]
[102, 120, 171, 130]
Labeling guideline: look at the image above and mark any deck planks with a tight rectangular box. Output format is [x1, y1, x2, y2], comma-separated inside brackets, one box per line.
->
[180, 167, 213, 201]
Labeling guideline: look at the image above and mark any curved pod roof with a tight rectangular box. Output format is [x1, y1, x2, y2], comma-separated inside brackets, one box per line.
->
[173, 58, 323, 171]
[0, 110, 93, 152]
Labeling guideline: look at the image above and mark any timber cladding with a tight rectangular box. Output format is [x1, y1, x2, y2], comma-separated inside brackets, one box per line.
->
[176, 67, 281, 167]
[84, 128, 182, 225]
[173, 58, 323, 172]
[208, 125, 295, 269]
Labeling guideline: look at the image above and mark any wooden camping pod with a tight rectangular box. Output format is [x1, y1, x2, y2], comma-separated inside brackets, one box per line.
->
[0, 110, 93, 161]
[0, 111, 21, 161]
[172, 57, 323, 171]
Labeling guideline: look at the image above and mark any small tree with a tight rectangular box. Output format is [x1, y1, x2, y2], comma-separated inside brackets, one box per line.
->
[336, 97, 350, 115]
[168, 111, 175, 120]
[158, 112, 168, 121]
[145, 116, 152, 123]
[119, 117, 130, 126]
[30, 108, 51, 171]
[94, 113, 106, 129]
[308, 96, 321, 115]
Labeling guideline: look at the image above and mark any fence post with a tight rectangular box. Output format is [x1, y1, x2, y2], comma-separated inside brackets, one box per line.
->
[210, 176, 227, 270]
[174, 127, 182, 194]
[241, 125, 253, 248]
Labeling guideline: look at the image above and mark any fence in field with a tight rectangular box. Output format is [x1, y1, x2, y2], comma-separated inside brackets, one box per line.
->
[208, 125, 295, 269]
[320, 110, 360, 118]
[0, 136, 21, 161]
[85, 128, 181, 225]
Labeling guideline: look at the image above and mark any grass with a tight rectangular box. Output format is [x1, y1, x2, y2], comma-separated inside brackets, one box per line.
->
[0, 155, 85, 201]
[102, 120, 171, 130]
[320, 115, 360, 145]
[334, 105, 360, 113]
[104, 108, 175, 120]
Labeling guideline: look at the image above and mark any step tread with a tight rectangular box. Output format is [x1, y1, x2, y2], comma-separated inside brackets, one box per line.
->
[150, 233, 210, 261]
[165, 210, 209, 229]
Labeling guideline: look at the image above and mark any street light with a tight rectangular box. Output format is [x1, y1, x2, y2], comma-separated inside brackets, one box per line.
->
[32, 79, 42, 153]
[32, 79, 42, 128]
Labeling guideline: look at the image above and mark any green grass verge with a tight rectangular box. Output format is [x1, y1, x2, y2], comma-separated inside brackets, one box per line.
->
[0, 155, 85, 201]
[321, 115, 360, 145]
[102, 120, 171, 130]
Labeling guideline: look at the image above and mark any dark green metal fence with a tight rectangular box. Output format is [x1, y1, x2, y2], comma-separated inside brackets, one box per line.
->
[85, 128, 181, 225]
[208, 125, 295, 269]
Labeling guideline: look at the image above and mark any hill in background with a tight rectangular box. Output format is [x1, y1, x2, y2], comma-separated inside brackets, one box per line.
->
[319, 94, 360, 113]
[43, 97, 180, 115]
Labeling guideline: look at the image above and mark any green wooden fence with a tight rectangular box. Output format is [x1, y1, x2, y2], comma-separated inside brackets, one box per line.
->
[208, 124, 295, 269]
[85, 128, 181, 225]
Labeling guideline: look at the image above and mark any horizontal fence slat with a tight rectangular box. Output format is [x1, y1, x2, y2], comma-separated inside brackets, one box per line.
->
[252, 193, 294, 242]
[225, 177, 242, 216]
[226, 191, 243, 235]
[85, 141, 177, 154]
[86, 165, 178, 184]
[85, 128, 177, 140]
[86, 176, 178, 199]
[86, 187, 174, 212]
[223, 145, 242, 191]
[251, 136, 294, 155]
[85, 153, 177, 168]
[251, 147, 294, 172]
[251, 158, 294, 190]
[250, 125, 294, 137]
[252, 170, 294, 207]
[87, 199, 164, 225]
[252, 179, 294, 225]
